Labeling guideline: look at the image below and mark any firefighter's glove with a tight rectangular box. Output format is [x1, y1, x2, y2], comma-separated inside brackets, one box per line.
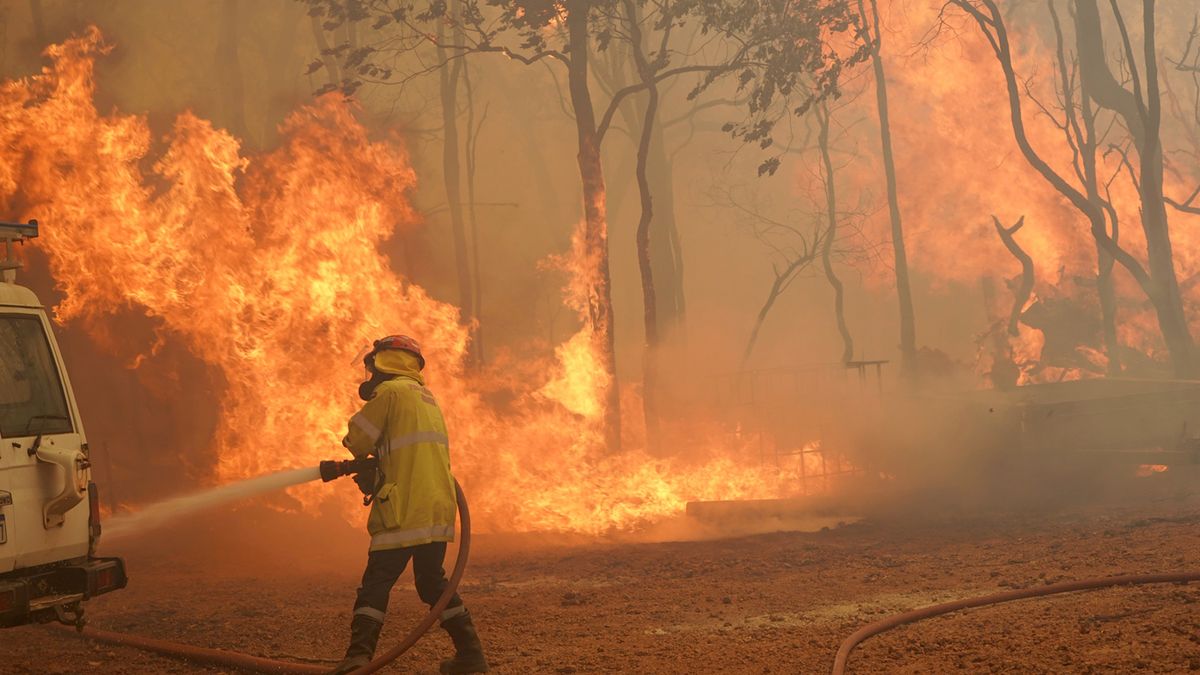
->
[353, 470, 376, 499]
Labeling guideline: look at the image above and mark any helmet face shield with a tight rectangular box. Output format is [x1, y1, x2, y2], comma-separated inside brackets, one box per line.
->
[353, 343, 382, 401]
[352, 336, 425, 401]
[351, 344, 375, 368]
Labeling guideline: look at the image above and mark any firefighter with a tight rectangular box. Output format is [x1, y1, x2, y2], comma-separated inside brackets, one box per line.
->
[331, 335, 489, 675]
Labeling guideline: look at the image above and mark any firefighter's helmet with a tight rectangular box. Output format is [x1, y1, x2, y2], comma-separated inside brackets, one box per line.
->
[367, 334, 425, 370]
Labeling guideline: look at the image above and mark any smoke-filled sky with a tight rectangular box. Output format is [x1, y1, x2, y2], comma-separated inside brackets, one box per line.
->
[2, 0, 1199, 527]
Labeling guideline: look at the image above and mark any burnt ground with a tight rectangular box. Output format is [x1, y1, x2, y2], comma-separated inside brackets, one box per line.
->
[5, 471, 1200, 674]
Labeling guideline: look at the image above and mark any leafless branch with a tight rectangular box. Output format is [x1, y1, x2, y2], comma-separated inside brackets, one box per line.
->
[992, 215, 1033, 336]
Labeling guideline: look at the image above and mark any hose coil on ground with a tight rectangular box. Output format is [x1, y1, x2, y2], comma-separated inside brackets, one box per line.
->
[831, 571, 1200, 675]
[59, 479, 473, 675]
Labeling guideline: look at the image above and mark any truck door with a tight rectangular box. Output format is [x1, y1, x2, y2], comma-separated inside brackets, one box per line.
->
[0, 312, 89, 574]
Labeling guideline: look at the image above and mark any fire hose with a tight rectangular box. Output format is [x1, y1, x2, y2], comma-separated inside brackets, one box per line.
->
[58, 464, 472, 675]
[831, 570, 1200, 675]
[55, 464, 1199, 674]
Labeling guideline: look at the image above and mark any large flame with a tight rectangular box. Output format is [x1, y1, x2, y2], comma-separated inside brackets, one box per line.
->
[0, 28, 834, 534]
[832, 1, 1200, 381]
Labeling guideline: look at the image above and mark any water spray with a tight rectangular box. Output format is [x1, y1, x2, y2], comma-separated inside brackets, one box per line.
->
[105, 466, 323, 538]
[105, 458, 380, 539]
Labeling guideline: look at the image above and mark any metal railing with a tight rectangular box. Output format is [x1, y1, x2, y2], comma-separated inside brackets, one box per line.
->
[1, 220, 38, 280]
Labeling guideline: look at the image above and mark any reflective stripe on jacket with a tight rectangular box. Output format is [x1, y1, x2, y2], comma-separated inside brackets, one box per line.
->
[343, 360, 456, 551]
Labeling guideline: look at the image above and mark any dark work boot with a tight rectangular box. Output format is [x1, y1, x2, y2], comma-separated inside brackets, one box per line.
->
[439, 608, 489, 674]
[330, 613, 384, 675]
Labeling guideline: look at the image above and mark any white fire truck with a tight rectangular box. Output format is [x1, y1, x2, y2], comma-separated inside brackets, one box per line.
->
[0, 220, 126, 629]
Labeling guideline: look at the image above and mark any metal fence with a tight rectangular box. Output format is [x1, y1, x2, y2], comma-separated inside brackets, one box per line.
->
[712, 362, 886, 492]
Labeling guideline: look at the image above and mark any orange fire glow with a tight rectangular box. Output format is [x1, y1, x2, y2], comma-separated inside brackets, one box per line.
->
[842, 1, 1200, 381]
[0, 28, 839, 534]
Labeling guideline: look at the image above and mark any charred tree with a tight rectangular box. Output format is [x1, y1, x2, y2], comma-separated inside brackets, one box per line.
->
[436, 3, 478, 366]
[565, 5, 622, 452]
[1163, 15, 1200, 218]
[306, 0, 867, 451]
[980, 277, 1021, 389]
[992, 215, 1033, 337]
[463, 66, 488, 363]
[624, 0, 662, 450]
[1047, 2, 1122, 375]
[857, 0, 916, 372]
[742, 247, 820, 366]
[816, 103, 854, 364]
[1074, 0, 1188, 375]
[953, 0, 1187, 376]
[592, 31, 687, 349]
[308, 13, 340, 91]
[647, 119, 687, 339]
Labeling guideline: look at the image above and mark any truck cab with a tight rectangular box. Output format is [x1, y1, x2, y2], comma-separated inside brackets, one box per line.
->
[0, 220, 126, 629]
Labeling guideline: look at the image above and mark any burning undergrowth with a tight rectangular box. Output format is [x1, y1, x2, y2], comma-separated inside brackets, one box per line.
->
[0, 28, 834, 535]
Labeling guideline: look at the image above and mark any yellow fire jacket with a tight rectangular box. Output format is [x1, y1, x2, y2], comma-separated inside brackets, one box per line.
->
[342, 350, 457, 551]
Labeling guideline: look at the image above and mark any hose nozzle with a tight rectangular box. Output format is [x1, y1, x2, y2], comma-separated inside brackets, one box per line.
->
[319, 457, 378, 482]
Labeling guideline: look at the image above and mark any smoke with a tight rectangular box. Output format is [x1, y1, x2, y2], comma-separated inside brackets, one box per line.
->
[0, 0, 1195, 538]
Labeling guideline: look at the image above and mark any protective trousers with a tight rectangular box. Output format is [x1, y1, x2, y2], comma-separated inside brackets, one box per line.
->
[352, 542, 465, 623]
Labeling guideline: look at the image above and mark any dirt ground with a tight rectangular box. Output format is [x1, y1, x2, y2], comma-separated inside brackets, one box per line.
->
[5, 472, 1200, 674]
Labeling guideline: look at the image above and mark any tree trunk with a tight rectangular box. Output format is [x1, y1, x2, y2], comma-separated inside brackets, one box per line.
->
[860, 0, 915, 371]
[743, 274, 788, 367]
[625, 0, 661, 452]
[463, 66, 486, 363]
[592, 38, 686, 346]
[992, 216, 1033, 336]
[817, 104, 854, 364]
[1072, 33, 1122, 375]
[566, 5, 621, 451]
[1095, 235, 1120, 374]
[309, 14, 340, 88]
[981, 277, 1020, 389]
[1075, 0, 1194, 376]
[1136, 0, 1194, 377]
[436, 9, 477, 364]
[742, 255, 812, 367]
[958, 0, 1191, 377]
[648, 116, 686, 340]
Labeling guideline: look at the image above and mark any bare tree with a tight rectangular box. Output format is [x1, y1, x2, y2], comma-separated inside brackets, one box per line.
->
[719, 103, 878, 368]
[462, 66, 490, 363]
[1046, 1, 1122, 374]
[815, 101, 854, 364]
[623, 0, 667, 450]
[949, 0, 1191, 376]
[1163, 13, 1200, 216]
[302, 0, 867, 451]
[1075, 0, 1191, 374]
[435, 0, 478, 365]
[307, 10, 341, 90]
[735, 203, 825, 366]
[856, 0, 916, 372]
[992, 215, 1032, 337]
